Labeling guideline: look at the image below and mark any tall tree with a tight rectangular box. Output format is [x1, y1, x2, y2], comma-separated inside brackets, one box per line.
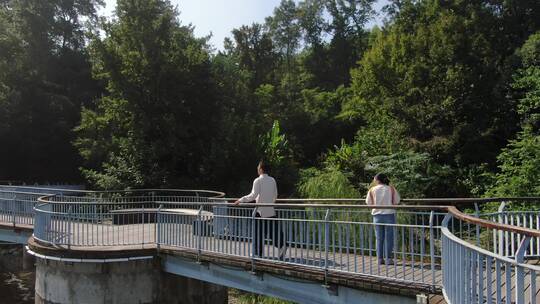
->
[325, 0, 376, 86]
[0, 0, 102, 182]
[346, 0, 538, 166]
[489, 32, 540, 196]
[266, 0, 301, 76]
[228, 23, 278, 90]
[76, 0, 218, 189]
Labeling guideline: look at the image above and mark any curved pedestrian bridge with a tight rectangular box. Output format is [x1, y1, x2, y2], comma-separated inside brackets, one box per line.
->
[0, 186, 539, 304]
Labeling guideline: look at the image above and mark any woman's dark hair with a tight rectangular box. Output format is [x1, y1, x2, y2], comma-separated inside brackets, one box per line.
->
[374, 173, 390, 185]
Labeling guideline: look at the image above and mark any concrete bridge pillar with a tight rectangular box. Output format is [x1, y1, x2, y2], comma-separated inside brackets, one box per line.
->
[34, 257, 227, 304]
[160, 271, 228, 304]
[21, 245, 34, 270]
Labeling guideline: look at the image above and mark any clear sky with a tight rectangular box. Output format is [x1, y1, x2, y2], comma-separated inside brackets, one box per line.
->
[99, 0, 386, 51]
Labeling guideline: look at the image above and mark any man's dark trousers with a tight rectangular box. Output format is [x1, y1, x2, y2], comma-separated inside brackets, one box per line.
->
[253, 213, 285, 257]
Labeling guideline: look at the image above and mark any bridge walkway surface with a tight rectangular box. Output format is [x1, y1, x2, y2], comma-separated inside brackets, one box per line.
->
[1, 187, 540, 303]
[1, 218, 442, 292]
[3, 218, 540, 303]
[5, 218, 539, 303]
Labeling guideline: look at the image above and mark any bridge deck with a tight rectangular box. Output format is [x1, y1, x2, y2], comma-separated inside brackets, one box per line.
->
[3, 219, 540, 303]
[36, 221, 442, 283]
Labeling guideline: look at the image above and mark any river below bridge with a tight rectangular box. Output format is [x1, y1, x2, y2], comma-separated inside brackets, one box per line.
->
[0, 244, 34, 304]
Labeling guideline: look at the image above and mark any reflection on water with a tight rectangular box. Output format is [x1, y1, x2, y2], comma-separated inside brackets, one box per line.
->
[0, 244, 34, 304]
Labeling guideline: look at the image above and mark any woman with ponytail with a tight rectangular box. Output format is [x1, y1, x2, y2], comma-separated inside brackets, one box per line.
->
[365, 173, 400, 265]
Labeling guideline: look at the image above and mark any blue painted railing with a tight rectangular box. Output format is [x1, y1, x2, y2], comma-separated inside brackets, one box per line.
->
[1, 186, 539, 303]
[442, 206, 540, 304]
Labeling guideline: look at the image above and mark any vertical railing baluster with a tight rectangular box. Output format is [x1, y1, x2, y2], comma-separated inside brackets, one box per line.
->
[251, 207, 257, 273]
[486, 256, 492, 304]
[429, 211, 436, 289]
[324, 208, 330, 286]
[142, 205, 145, 247]
[496, 259, 501, 304]
[156, 204, 162, 251]
[515, 236, 531, 304]
[474, 203, 480, 246]
[11, 193, 16, 227]
[530, 270, 536, 304]
[478, 253, 484, 304]
[67, 205, 72, 249]
[498, 202, 506, 256]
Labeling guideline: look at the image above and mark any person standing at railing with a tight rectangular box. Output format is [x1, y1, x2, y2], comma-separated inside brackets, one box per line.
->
[233, 160, 287, 260]
[366, 173, 400, 265]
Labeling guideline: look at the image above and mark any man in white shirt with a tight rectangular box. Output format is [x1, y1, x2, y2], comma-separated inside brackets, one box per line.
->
[234, 161, 287, 259]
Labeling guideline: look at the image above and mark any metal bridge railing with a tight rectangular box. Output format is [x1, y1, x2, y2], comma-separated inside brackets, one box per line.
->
[29, 191, 448, 290]
[159, 203, 446, 289]
[1, 186, 540, 302]
[481, 202, 540, 259]
[442, 206, 540, 304]
[0, 190, 47, 227]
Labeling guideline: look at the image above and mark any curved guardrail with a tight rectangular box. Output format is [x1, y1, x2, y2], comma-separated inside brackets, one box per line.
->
[442, 206, 540, 304]
[32, 196, 446, 291]
[1, 186, 540, 301]
[33, 190, 222, 247]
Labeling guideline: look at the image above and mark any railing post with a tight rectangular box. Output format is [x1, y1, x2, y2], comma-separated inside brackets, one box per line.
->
[515, 236, 531, 304]
[156, 204, 162, 251]
[197, 205, 203, 263]
[474, 203, 480, 246]
[497, 201, 506, 255]
[251, 207, 258, 273]
[441, 213, 452, 301]
[429, 210, 436, 289]
[67, 205, 72, 250]
[11, 193, 16, 227]
[142, 205, 145, 247]
[324, 208, 331, 286]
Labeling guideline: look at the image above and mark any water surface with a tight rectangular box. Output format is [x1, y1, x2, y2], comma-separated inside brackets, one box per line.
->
[0, 244, 34, 304]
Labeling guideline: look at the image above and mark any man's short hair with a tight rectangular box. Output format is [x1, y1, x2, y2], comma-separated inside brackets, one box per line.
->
[258, 160, 269, 173]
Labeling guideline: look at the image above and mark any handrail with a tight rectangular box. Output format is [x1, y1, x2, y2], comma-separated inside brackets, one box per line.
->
[446, 206, 540, 238]
[4, 186, 539, 248]
[0, 185, 225, 198]
[441, 214, 540, 271]
[31, 191, 540, 237]
[31, 196, 540, 246]
[441, 211, 540, 304]
[211, 196, 540, 204]
[4, 186, 540, 300]
[0, 190, 56, 196]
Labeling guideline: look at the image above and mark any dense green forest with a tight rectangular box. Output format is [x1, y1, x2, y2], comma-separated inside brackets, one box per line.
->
[0, 0, 539, 198]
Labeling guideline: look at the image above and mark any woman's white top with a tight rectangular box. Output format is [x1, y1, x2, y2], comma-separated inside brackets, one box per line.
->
[365, 184, 400, 215]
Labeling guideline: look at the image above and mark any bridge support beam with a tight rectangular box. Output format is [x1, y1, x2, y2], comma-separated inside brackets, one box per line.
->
[162, 254, 416, 304]
[0, 226, 32, 244]
[160, 271, 228, 304]
[34, 256, 227, 304]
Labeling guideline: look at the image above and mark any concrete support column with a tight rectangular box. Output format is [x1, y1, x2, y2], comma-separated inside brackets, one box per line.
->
[22, 245, 35, 271]
[160, 271, 228, 304]
[34, 257, 227, 304]
[35, 258, 160, 304]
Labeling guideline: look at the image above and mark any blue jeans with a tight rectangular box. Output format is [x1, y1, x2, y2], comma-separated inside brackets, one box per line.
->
[373, 214, 396, 262]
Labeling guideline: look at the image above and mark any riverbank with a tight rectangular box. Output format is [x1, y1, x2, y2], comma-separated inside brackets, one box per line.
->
[0, 244, 35, 304]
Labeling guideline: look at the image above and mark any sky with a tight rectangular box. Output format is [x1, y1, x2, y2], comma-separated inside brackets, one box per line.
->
[100, 0, 386, 52]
